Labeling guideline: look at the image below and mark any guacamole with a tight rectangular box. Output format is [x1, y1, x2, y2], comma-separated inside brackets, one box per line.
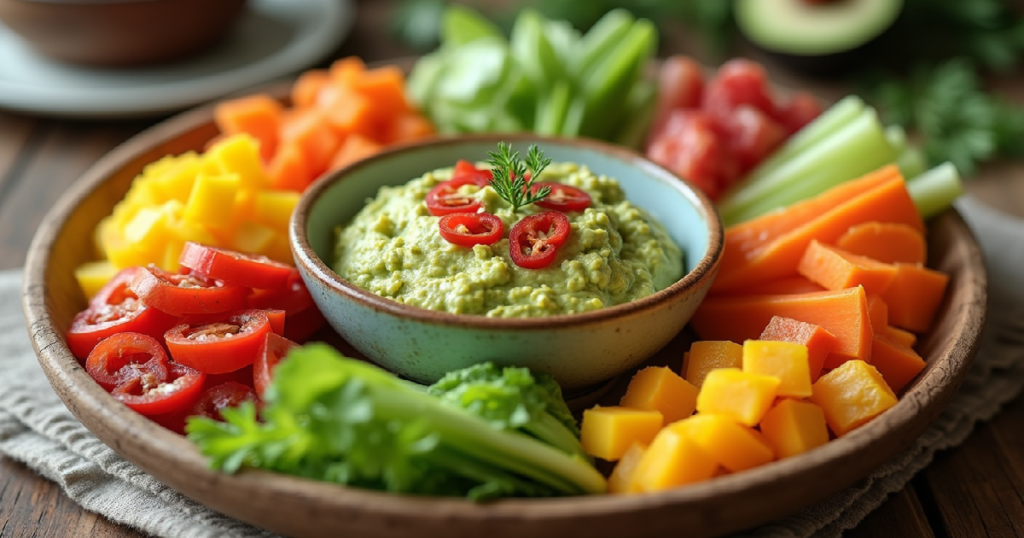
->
[332, 162, 684, 317]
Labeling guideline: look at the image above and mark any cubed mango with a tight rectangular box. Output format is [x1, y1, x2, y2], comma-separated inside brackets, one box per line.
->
[184, 173, 241, 230]
[205, 133, 269, 190]
[695, 368, 779, 427]
[580, 406, 664, 461]
[759, 399, 830, 459]
[607, 443, 647, 494]
[629, 422, 717, 492]
[674, 414, 774, 472]
[743, 340, 812, 398]
[810, 360, 897, 436]
[620, 366, 698, 424]
[253, 190, 301, 233]
[73, 260, 119, 300]
[685, 340, 742, 389]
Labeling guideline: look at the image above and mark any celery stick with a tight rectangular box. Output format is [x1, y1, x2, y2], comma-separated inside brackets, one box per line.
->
[897, 145, 927, 180]
[510, 9, 563, 88]
[574, 9, 634, 79]
[579, 19, 656, 140]
[613, 79, 656, 150]
[734, 95, 865, 187]
[885, 124, 907, 156]
[536, 80, 571, 136]
[720, 108, 896, 225]
[907, 162, 964, 220]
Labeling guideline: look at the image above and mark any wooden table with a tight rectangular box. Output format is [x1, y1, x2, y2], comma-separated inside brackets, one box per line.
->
[2, 2, 1023, 537]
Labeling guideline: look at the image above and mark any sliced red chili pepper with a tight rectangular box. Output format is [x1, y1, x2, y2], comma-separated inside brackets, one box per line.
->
[508, 211, 571, 269]
[283, 304, 326, 344]
[265, 308, 286, 335]
[247, 269, 314, 314]
[189, 381, 260, 422]
[438, 212, 504, 247]
[67, 278, 180, 360]
[113, 361, 206, 417]
[164, 309, 273, 374]
[452, 159, 493, 185]
[254, 332, 299, 397]
[130, 265, 248, 316]
[85, 332, 170, 391]
[425, 174, 489, 216]
[179, 242, 295, 290]
[531, 182, 592, 212]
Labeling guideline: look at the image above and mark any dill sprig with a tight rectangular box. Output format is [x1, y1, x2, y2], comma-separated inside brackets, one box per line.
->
[486, 142, 552, 213]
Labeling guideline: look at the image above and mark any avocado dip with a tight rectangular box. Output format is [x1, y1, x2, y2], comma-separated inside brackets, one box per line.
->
[332, 162, 684, 317]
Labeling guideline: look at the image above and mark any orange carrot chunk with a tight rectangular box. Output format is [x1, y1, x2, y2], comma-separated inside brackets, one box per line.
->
[213, 94, 284, 163]
[883, 325, 917, 348]
[692, 286, 872, 364]
[758, 316, 837, 382]
[713, 168, 923, 292]
[290, 69, 329, 109]
[870, 332, 926, 393]
[880, 263, 950, 333]
[385, 113, 437, 144]
[330, 134, 383, 171]
[351, 65, 412, 118]
[713, 276, 825, 297]
[267, 141, 310, 192]
[866, 295, 889, 333]
[835, 221, 927, 265]
[281, 110, 342, 179]
[797, 240, 898, 295]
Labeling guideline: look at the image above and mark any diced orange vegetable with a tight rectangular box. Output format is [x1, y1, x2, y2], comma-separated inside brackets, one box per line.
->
[880, 263, 950, 333]
[620, 366, 699, 424]
[684, 340, 743, 389]
[810, 360, 897, 436]
[883, 325, 917, 348]
[267, 141, 311, 192]
[290, 69, 329, 109]
[630, 422, 717, 492]
[323, 90, 378, 139]
[759, 399, 830, 459]
[327, 56, 367, 87]
[870, 332, 926, 393]
[742, 340, 812, 398]
[608, 442, 647, 494]
[385, 113, 437, 144]
[580, 406, 664, 461]
[692, 286, 872, 364]
[330, 134, 383, 171]
[797, 240, 898, 295]
[716, 276, 825, 297]
[675, 414, 774, 472]
[866, 295, 889, 333]
[213, 94, 283, 162]
[758, 316, 836, 382]
[351, 65, 411, 118]
[696, 368, 780, 427]
[281, 110, 342, 178]
[713, 168, 923, 292]
[835, 221, 927, 265]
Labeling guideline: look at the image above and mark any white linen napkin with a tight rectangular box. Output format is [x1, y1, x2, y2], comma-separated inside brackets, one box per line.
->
[1, 194, 1022, 538]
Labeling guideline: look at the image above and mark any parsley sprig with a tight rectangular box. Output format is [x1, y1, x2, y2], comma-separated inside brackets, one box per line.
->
[486, 142, 552, 213]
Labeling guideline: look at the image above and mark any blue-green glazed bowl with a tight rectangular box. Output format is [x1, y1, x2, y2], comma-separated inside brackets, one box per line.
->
[290, 134, 723, 390]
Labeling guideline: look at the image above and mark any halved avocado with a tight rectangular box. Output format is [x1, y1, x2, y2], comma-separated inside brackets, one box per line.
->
[736, 0, 903, 76]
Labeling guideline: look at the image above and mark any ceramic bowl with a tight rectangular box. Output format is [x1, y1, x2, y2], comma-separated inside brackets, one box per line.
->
[0, 0, 247, 66]
[290, 134, 724, 390]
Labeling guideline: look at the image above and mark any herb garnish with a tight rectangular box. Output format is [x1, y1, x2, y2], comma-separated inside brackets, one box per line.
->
[486, 142, 552, 213]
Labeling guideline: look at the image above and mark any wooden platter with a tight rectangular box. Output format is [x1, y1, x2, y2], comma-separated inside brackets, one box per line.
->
[21, 79, 987, 538]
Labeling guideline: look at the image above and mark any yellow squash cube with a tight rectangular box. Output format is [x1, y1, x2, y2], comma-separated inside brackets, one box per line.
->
[759, 399, 830, 459]
[74, 260, 119, 300]
[184, 173, 241, 230]
[685, 340, 742, 388]
[580, 406, 664, 461]
[629, 422, 717, 492]
[742, 340, 813, 398]
[620, 366, 699, 424]
[232, 221, 278, 255]
[809, 360, 898, 436]
[205, 133, 269, 190]
[608, 443, 647, 494]
[253, 190, 301, 233]
[151, 152, 201, 203]
[695, 368, 780, 427]
[675, 414, 774, 472]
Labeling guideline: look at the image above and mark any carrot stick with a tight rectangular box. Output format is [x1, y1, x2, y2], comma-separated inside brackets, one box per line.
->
[835, 221, 927, 264]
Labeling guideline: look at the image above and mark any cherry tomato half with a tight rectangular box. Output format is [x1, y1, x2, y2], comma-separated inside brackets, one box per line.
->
[247, 269, 314, 314]
[452, 159, 493, 185]
[438, 212, 504, 247]
[113, 362, 206, 417]
[130, 265, 248, 316]
[425, 174, 489, 216]
[67, 269, 179, 359]
[164, 309, 273, 374]
[179, 242, 295, 290]
[531, 182, 592, 212]
[85, 332, 169, 391]
[189, 381, 260, 423]
[254, 332, 299, 398]
[508, 211, 571, 269]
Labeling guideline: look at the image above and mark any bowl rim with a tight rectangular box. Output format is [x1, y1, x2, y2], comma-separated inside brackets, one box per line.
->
[289, 133, 725, 329]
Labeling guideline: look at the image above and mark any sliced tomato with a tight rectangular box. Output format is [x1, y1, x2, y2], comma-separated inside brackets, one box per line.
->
[509, 211, 571, 269]
[164, 309, 273, 374]
[254, 332, 299, 397]
[130, 265, 248, 316]
[702, 58, 777, 126]
[112, 361, 206, 416]
[179, 242, 294, 290]
[653, 55, 705, 134]
[189, 381, 260, 422]
[451, 159, 493, 185]
[438, 212, 504, 247]
[425, 175, 487, 216]
[247, 269, 314, 314]
[531, 182, 592, 212]
[85, 332, 169, 391]
[720, 104, 787, 173]
[646, 109, 737, 200]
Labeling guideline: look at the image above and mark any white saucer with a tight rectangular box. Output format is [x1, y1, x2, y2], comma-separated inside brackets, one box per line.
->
[0, 0, 355, 118]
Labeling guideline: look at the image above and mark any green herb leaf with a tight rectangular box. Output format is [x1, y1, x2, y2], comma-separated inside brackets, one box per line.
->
[486, 142, 552, 213]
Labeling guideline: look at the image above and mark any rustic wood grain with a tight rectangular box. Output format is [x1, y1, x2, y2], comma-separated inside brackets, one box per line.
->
[845, 488, 936, 538]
